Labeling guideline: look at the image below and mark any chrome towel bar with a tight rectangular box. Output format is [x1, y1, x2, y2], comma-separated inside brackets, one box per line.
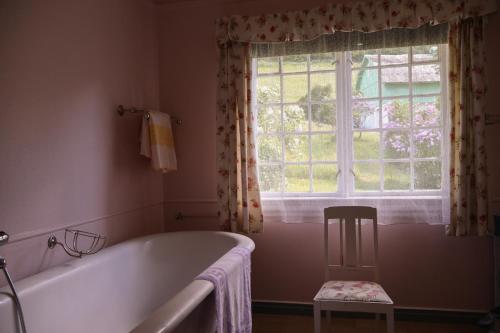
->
[175, 212, 218, 221]
[117, 105, 182, 124]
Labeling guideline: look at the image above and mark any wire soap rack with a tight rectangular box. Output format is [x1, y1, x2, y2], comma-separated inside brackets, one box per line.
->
[48, 229, 106, 258]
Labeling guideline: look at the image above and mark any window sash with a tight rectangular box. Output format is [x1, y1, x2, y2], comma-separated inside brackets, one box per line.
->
[254, 44, 448, 198]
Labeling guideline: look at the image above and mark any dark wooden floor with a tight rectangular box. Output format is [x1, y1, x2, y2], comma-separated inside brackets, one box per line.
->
[253, 313, 489, 333]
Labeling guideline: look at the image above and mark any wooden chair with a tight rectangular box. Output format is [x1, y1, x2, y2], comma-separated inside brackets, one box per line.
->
[313, 206, 394, 333]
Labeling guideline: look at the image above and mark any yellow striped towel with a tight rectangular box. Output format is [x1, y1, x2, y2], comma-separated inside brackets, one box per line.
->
[140, 111, 177, 172]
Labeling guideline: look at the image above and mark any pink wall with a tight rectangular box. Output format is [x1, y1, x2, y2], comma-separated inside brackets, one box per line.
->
[160, 0, 500, 311]
[0, 0, 164, 285]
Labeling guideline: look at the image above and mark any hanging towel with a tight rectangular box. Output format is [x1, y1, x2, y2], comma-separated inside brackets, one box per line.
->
[196, 246, 252, 333]
[140, 111, 177, 172]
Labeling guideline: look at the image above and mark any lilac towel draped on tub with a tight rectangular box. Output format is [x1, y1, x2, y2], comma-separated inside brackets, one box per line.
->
[196, 246, 252, 333]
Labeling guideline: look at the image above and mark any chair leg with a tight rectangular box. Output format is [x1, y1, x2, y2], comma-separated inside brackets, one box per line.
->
[326, 310, 332, 332]
[375, 313, 381, 330]
[314, 302, 321, 333]
[386, 310, 394, 333]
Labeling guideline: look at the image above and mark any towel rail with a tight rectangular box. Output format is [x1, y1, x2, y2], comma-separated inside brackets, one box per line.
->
[117, 105, 182, 124]
[175, 212, 218, 221]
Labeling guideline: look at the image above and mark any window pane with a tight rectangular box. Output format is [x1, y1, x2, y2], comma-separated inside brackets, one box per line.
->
[414, 96, 441, 127]
[353, 162, 380, 191]
[353, 100, 379, 129]
[353, 131, 379, 160]
[312, 134, 337, 161]
[258, 135, 281, 162]
[352, 68, 379, 98]
[412, 45, 439, 62]
[310, 53, 336, 71]
[283, 74, 308, 103]
[384, 162, 410, 190]
[312, 103, 336, 131]
[257, 57, 279, 74]
[414, 161, 441, 190]
[412, 64, 440, 94]
[351, 49, 378, 68]
[380, 47, 409, 65]
[283, 105, 308, 132]
[383, 130, 410, 158]
[282, 55, 308, 73]
[382, 99, 410, 128]
[257, 105, 281, 133]
[414, 129, 441, 158]
[259, 165, 282, 192]
[285, 135, 309, 162]
[382, 66, 409, 97]
[285, 165, 309, 192]
[313, 164, 338, 192]
[310, 73, 336, 101]
[257, 76, 280, 104]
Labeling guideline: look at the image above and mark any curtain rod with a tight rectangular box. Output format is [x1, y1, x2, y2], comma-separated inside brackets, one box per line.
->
[116, 105, 182, 124]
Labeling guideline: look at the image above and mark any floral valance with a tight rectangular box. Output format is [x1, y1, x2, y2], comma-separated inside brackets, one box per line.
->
[216, 0, 497, 43]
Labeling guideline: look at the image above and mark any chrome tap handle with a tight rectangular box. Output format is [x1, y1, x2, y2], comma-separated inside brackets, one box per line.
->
[0, 231, 9, 246]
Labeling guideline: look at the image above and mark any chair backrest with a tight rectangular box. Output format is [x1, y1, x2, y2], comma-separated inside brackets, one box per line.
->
[323, 206, 379, 282]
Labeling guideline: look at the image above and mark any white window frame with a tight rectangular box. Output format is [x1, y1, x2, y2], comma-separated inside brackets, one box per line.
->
[254, 44, 449, 199]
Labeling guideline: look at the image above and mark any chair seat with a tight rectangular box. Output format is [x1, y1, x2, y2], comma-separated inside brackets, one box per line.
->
[314, 280, 393, 304]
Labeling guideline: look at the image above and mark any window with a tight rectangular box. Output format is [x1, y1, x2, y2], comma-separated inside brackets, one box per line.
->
[254, 45, 448, 198]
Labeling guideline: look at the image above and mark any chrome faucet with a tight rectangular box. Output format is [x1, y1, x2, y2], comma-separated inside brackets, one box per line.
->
[0, 231, 27, 333]
[0, 231, 9, 269]
[0, 231, 8, 246]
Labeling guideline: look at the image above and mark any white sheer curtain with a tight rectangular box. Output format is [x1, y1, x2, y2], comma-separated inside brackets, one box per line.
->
[252, 24, 451, 225]
[262, 197, 448, 224]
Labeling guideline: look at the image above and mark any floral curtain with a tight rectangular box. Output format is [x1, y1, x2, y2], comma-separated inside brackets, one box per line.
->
[216, 41, 263, 233]
[447, 17, 489, 236]
[215, 0, 496, 234]
[216, 0, 497, 43]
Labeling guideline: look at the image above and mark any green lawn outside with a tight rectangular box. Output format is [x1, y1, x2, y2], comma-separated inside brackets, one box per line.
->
[260, 131, 439, 192]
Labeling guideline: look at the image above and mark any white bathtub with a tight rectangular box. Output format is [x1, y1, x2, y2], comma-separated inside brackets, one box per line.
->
[0, 231, 255, 333]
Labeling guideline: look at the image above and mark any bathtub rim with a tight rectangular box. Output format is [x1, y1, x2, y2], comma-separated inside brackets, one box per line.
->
[0, 231, 254, 295]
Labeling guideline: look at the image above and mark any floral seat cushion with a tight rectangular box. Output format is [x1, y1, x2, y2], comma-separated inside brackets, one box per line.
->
[314, 281, 393, 303]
